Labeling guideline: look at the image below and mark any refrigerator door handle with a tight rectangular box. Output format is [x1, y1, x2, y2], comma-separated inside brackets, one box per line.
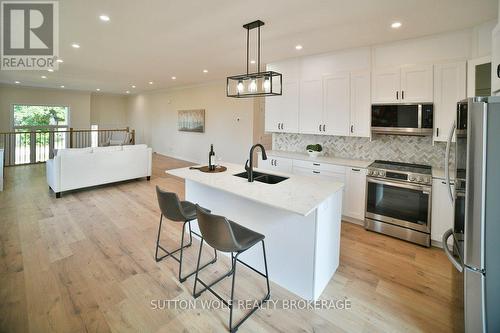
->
[442, 229, 463, 272]
[445, 121, 456, 204]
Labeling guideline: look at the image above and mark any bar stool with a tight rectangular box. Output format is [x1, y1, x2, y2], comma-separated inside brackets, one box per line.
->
[193, 206, 271, 333]
[154, 186, 217, 282]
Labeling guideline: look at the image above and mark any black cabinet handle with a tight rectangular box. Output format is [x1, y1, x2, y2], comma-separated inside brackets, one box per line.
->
[497, 64, 500, 78]
[436, 127, 439, 137]
[281, 123, 284, 130]
[352, 168, 360, 172]
[350, 125, 354, 133]
[313, 163, 320, 166]
[402, 90, 404, 100]
[322, 124, 326, 132]
[319, 124, 322, 132]
[396, 91, 399, 100]
[313, 171, 320, 174]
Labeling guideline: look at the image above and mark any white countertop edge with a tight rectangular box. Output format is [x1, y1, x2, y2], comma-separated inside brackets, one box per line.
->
[265, 150, 372, 169]
[166, 163, 344, 216]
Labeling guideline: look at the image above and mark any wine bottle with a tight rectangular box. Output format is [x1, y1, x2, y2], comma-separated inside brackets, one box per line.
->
[208, 144, 215, 171]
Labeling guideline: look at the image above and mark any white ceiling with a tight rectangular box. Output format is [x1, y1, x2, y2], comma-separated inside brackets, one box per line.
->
[0, 0, 497, 94]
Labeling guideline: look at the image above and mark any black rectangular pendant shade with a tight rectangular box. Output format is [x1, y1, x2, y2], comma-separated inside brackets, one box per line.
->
[227, 71, 282, 98]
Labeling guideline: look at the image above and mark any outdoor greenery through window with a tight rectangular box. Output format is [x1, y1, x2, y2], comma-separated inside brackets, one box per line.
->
[12, 104, 69, 164]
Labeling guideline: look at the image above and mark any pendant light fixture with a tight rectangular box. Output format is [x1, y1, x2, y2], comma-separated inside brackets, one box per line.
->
[227, 20, 282, 98]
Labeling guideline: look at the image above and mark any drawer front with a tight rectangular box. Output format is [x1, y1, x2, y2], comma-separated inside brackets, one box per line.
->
[293, 159, 346, 173]
[293, 166, 346, 183]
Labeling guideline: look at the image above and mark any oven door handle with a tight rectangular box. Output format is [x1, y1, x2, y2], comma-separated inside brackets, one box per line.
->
[442, 229, 463, 272]
[445, 121, 455, 205]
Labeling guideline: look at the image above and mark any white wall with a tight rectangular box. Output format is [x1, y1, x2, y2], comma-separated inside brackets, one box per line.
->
[127, 81, 254, 164]
[90, 93, 128, 128]
[0, 85, 91, 132]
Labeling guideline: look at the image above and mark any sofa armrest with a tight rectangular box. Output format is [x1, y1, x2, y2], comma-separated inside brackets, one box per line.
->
[146, 148, 152, 176]
[46, 157, 61, 192]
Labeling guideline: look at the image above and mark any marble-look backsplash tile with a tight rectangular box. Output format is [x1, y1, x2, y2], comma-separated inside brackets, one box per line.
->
[272, 133, 454, 168]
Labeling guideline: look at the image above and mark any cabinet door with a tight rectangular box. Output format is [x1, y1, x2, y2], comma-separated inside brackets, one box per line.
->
[400, 64, 433, 102]
[264, 95, 282, 132]
[280, 81, 300, 133]
[434, 61, 466, 142]
[350, 71, 371, 137]
[431, 179, 455, 245]
[323, 73, 350, 136]
[258, 155, 293, 173]
[299, 79, 323, 134]
[343, 168, 367, 220]
[372, 67, 400, 103]
[491, 24, 500, 95]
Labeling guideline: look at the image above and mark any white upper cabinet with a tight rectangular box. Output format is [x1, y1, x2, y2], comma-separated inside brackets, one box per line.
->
[323, 72, 350, 136]
[372, 65, 433, 103]
[349, 71, 371, 137]
[433, 61, 466, 142]
[299, 79, 323, 134]
[372, 67, 401, 103]
[265, 59, 300, 133]
[400, 64, 434, 102]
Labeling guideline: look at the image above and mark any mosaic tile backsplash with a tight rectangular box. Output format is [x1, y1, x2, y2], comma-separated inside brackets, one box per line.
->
[273, 133, 454, 168]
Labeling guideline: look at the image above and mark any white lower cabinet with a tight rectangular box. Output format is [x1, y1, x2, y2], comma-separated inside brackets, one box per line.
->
[343, 167, 367, 220]
[260, 155, 369, 220]
[258, 155, 293, 173]
[431, 178, 454, 246]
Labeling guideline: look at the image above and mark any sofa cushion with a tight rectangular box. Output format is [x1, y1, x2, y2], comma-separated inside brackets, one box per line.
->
[93, 146, 123, 153]
[57, 147, 93, 156]
[122, 144, 148, 150]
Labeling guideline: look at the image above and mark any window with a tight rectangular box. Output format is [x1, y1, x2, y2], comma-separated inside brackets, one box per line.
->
[12, 104, 70, 164]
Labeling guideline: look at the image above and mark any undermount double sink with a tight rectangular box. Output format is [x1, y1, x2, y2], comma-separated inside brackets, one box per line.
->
[234, 171, 289, 184]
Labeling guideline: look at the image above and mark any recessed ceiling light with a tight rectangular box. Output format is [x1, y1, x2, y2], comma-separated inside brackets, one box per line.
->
[295, 45, 303, 50]
[71, 43, 80, 48]
[60, 85, 65, 88]
[96, 88, 100, 91]
[99, 15, 110, 22]
[148, 81, 154, 85]
[14, 81, 20, 84]
[126, 90, 130, 94]
[41, 75, 47, 79]
[203, 69, 208, 73]
[171, 76, 176, 80]
[56, 58, 64, 63]
[391, 22, 402, 29]
[250, 60, 256, 64]
[47, 68, 54, 72]
[131, 85, 136, 88]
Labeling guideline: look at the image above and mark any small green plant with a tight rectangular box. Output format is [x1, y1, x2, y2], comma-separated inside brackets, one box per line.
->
[306, 144, 322, 152]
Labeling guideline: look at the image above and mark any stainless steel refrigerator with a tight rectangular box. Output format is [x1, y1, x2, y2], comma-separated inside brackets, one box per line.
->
[443, 97, 500, 333]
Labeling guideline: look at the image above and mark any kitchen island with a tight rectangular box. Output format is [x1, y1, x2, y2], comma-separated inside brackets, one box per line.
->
[166, 163, 344, 300]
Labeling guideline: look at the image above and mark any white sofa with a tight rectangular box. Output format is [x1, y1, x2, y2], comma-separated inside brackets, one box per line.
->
[46, 144, 152, 198]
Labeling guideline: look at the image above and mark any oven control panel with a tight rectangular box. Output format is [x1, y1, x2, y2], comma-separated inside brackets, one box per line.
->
[367, 168, 432, 185]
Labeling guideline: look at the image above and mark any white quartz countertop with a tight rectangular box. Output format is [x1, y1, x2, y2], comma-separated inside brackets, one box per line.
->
[266, 150, 372, 169]
[166, 163, 344, 216]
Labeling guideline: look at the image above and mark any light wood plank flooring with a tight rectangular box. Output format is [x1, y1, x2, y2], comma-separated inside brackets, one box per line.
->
[0, 153, 462, 332]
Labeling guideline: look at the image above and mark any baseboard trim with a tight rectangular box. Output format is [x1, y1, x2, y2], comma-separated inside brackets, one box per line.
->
[342, 216, 364, 226]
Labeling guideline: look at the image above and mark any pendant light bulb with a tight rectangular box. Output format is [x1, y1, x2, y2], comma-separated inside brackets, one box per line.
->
[237, 80, 244, 93]
[263, 77, 271, 91]
[249, 79, 257, 93]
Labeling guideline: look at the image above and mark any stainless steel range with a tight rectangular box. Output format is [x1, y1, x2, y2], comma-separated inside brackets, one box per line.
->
[365, 160, 432, 247]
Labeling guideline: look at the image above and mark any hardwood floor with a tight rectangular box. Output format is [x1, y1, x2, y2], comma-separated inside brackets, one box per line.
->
[0, 153, 462, 333]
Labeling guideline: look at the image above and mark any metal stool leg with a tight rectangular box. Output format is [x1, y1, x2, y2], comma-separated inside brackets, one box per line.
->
[193, 241, 271, 333]
[155, 214, 192, 263]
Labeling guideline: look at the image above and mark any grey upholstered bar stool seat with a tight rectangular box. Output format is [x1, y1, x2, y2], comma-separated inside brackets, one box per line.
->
[193, 206, 270, 333]
[154, 186, 217, 282]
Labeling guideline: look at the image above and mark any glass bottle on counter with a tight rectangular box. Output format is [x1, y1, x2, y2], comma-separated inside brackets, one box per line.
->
[208, 144, 215, 171]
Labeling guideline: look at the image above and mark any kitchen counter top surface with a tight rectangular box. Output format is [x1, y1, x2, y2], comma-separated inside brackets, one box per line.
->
[166, 162, 344, 216]
[266, 150, 372, 169]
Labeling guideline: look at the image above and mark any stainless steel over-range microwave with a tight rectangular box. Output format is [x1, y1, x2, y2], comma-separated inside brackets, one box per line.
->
[371, 104, 433, 136]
